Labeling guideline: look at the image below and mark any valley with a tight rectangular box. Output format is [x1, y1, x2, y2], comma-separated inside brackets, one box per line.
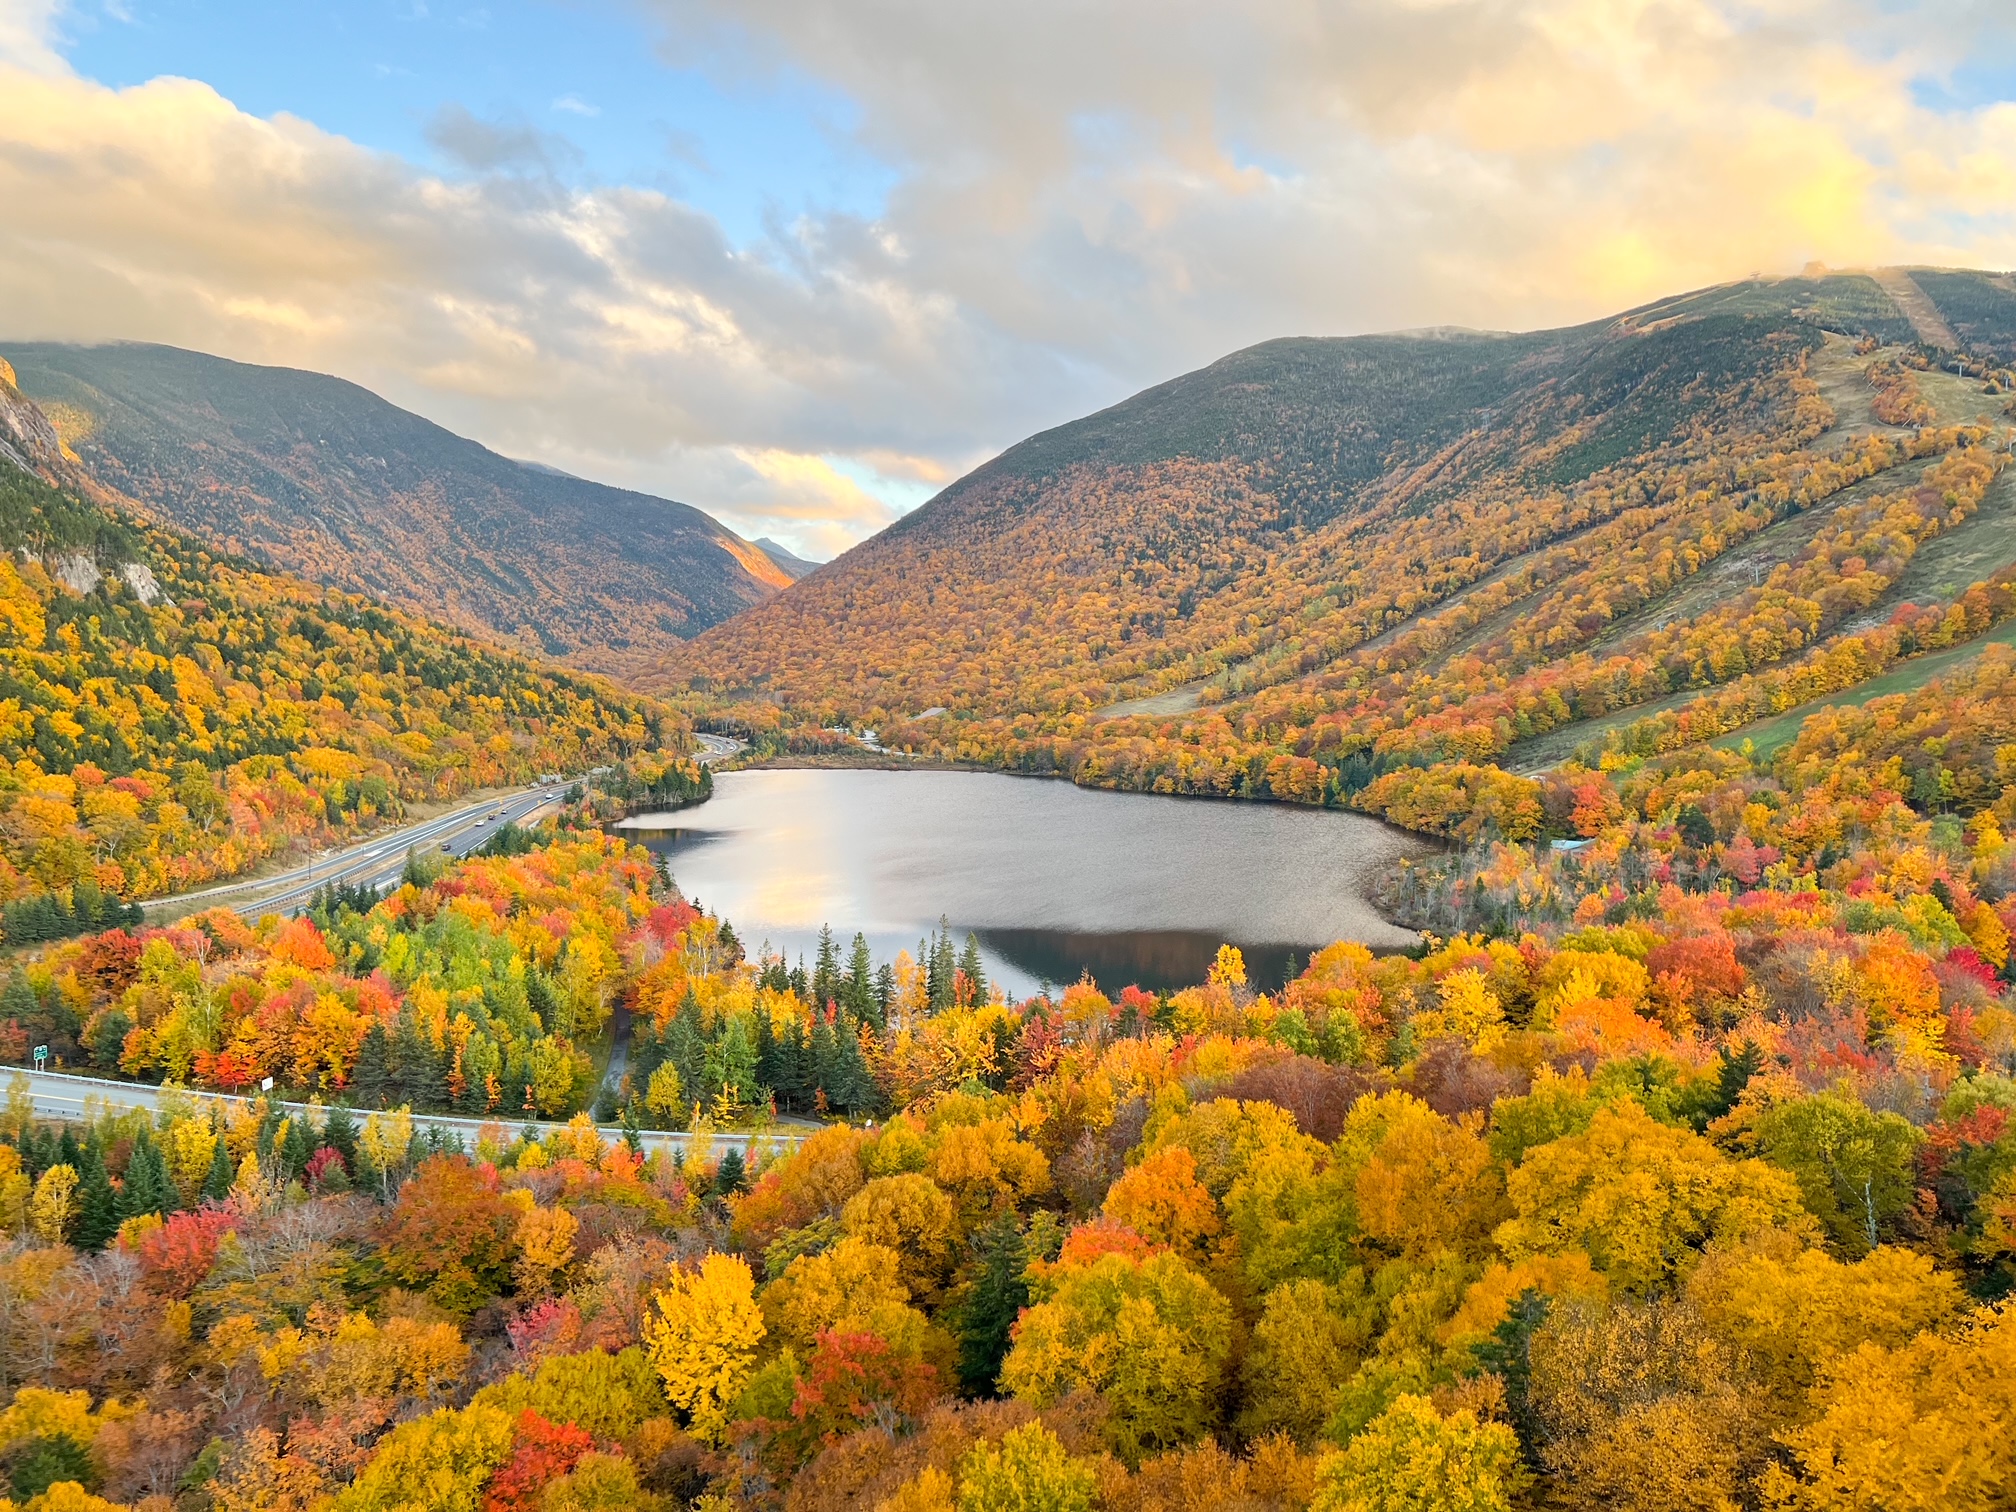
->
[7, 267, 2016, 1512]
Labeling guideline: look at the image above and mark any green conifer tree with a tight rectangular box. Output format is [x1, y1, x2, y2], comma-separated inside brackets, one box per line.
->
[351, 1024, 394, 1109]
[929, 919, 958, 1014]
[279, 1115, 314, 1185]
[811, 925, 841, 1008]
[202, 1128, 234, 1203]
[958, 934, 989, 1007]
[842, 933, 878, 1025]
[117, 1131, 169, 1220]
[320, 1102, 360, 1170]
[73, 1145, 119, 1251]
[955, 1214, 1030, 1395]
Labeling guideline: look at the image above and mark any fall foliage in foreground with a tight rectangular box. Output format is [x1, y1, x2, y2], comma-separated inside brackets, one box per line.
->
[1, 753, 2016, 1508]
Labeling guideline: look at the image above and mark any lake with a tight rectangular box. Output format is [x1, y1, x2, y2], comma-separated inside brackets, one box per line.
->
[616, 768, 1428, 996]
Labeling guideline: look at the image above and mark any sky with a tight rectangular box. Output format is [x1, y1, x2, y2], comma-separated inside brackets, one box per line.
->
[3, 2, 2016, 559]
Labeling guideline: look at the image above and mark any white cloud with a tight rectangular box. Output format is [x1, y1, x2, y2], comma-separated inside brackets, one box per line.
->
[1, 0, 2015, 560]
[551, 93, 600, 117]
[0, 0, 69, 72]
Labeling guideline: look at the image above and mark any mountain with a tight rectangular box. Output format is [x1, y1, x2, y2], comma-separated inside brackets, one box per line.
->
[1, 341, 790, 679]
[670, 268, 2016, 798]
[755, 537, 820, 580]
[0, 363, 688, 919]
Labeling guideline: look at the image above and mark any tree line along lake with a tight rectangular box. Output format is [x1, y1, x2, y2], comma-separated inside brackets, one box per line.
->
[615, 768, 1430, 996]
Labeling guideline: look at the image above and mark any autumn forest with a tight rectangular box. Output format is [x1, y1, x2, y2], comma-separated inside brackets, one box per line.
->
[6, 269, 2016, 1512]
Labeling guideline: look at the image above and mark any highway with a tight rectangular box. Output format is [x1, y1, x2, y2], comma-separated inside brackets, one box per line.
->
[140, 784, 569, 919]
[9, 1065, 799, 1156]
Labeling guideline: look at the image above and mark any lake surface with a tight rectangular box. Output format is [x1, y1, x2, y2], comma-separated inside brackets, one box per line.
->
[617, 769, 1428, 996]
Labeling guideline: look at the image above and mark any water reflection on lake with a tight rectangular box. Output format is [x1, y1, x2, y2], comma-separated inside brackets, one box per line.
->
[617, 769, 1427, 996]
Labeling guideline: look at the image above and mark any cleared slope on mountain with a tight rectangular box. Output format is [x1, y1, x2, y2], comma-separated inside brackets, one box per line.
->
[672, 272, 1920, 717]
[4, 342, 788, 677]
[0, 365, 690, 914]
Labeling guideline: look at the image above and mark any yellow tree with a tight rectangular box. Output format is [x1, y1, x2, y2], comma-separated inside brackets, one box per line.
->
[957, 1423, 1097, 1512]
[1311, 1394, 1528, 1512]
[1496, 1102, 1807, 1294]
[1760, 1301, 2016, 1512]
[642, 1253, 765, 1444]
[513, 1205, 581, 1296]
[29, 1165, 77, 1244]
[329, 1403, 513, 1512]
[999, 1250, 1233, 1464]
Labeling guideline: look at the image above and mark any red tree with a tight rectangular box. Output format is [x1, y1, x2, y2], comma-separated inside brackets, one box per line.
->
[484, 1412, 593, 1512]
[781, 1331, 940, 1462]
[136, 1208, 238, 1298]
[378, 1155, 519, 1309]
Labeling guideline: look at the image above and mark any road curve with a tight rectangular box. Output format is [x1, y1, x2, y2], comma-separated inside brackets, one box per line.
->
[8, 1065, 802, 1157]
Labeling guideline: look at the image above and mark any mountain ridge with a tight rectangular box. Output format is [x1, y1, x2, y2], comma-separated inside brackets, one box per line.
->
[2, 340, 788, 679]
[669, 269, 2016, 808]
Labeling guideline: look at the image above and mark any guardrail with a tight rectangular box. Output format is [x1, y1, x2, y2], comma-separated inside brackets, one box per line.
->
[11, 1066, 806, 1155]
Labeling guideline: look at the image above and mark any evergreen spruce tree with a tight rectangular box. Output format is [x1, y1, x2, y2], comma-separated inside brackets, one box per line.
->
[501, 1053, 532, 1119]
[955, 1215, 1029, 1395]
[758, 952, 792, 995]
[631, 1019, 666, 1088]
[929, 919, 958, 1014]
[715, 1146, 746, 1195]
[669, 991, 708, 1097]
[807, 1014, 837, 1111]
[320, 1103, 360, 1171]
[958, 935, 988, 1006]
[788, 956, 809, 1000]
[393, 1010, 437, 1110]
[842, 934, 878, 1025]
[1711, 1038, 1766, 1120]
[20, 1124, 52, 1179]
[751, 1010, 777, 1089]
[2, 972, 39, 1032]
[117, 1132, 169, 1220]
[351, 1023, 394, 1109]
[812, 925, 841, 1008]
[87, 1009, 133, 1073]
[1473, 1290, 1550, 1469]
[874, 963, 896, 1023]
[56, 1127, 82, 1171]
[202, 1129, 234, 1203]
[829, 1019, 874, 1115]
[525, 970, 562, 1034]
[279, 1116, 314, 1185]
[768, 1018, 807, 1113]
[73, 1145, 119, 1251]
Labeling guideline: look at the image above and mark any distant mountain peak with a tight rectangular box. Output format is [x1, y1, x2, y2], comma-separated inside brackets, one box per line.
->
[755, 537, 820, 580]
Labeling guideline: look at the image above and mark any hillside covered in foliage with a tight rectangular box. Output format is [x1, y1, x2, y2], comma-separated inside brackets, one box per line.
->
[2, 765, 2016, 1508]
[0, 366, 690, 920]
[672, 269, 2016, 816]
[4, 343, 790, 679]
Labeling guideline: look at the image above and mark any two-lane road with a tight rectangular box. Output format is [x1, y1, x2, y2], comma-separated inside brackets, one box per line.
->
[142, 784, 568, 918]
[10, 1065, 800, 1157]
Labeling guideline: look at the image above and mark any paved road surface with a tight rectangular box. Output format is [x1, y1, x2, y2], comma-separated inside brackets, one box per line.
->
[149, 733, 740, 921]
[142, 784, 569, 918]
[9, 1065, 798, 1156]
[693, 732, 746, 763]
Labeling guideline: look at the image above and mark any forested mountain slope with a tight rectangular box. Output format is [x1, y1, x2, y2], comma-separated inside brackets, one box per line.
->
[3, 342, 789, 678]
[672, 269, 2016, 803]
[0, 362, 692, 919]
